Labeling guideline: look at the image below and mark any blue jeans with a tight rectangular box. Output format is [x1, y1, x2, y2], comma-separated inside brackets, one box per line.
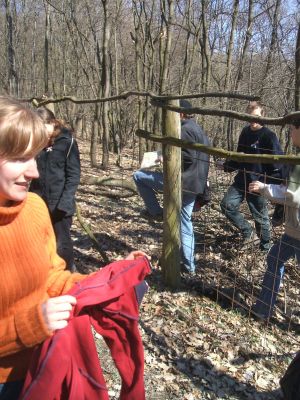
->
[133, 170, 196, 272]
[0, 381, 24, 400]
[253, 234, 300, 318]
[220, 183, 270, 250]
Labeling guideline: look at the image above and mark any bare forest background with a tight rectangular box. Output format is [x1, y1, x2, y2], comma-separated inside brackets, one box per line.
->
[1, 3, 300, 397]
[0, 0, 300, 167]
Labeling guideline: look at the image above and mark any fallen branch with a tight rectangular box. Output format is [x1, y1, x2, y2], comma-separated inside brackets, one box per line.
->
[82, 176, 137, 190]
[80, 176, 138, 198]
[75, 203, 110, 264]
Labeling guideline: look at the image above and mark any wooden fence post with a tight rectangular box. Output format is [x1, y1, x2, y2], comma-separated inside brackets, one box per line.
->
[161, 99, 181, 288]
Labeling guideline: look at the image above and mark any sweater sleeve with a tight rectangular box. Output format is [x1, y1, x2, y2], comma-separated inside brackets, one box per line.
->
[260, 183, 300, 210]
[0, 226, 86, 358]
[0, 302, 52, 357]
[260, 183, 288, 205]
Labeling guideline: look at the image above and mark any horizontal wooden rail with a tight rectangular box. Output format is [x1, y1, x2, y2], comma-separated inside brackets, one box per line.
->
[22, 91, 300, 126]
[136, 129, 300, 165]
[22, 90, 259, 106]
[157, 104, 300, 126]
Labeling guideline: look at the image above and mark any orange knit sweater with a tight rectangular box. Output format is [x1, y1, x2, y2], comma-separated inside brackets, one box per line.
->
[0, 193, 85, 383]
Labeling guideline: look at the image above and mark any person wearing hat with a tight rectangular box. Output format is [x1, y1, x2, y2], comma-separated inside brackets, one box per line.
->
[133, 99, 210, 274]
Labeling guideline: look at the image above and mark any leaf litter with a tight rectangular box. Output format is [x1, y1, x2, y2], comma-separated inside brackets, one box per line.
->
[73, 141, 298, 399]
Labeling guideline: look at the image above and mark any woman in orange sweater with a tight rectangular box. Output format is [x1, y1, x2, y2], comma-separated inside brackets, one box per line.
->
[0, 97, 86, 400]
[0, 97, 146, 400]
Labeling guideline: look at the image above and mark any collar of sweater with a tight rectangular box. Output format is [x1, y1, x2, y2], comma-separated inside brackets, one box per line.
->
[0, 198, 26, 225]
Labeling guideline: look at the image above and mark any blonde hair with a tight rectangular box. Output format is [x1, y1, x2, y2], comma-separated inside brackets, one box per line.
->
[0, 96, 48, 159]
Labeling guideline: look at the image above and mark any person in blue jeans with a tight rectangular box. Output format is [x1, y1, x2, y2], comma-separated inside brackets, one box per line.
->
[219, 101, 284, 251]
[249, 119, 300, 319]
[133, 100, 210, 274]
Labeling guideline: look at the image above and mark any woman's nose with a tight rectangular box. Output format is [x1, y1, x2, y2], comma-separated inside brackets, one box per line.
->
[25, 158, 39, 179]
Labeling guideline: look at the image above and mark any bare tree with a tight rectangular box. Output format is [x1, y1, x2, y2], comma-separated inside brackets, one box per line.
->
[295, 21, 300, 111]
[100, 0, 113, 169]
[4, 0, 19, 96]
[234, 0, 254, 92]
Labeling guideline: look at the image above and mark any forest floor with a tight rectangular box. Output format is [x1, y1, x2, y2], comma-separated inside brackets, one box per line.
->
[73, 139, 299, 400]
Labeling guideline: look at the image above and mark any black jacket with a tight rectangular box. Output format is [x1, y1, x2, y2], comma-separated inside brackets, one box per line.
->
[224, 125, 284, 185]
[30, 128, 81, 216]
[181, 118, 210, 195]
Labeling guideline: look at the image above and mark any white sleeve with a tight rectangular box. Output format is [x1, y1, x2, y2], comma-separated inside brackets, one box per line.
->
[260, 184, 288, 205]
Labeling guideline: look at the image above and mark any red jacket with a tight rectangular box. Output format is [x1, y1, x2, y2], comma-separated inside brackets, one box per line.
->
[20, 257, 151, 400]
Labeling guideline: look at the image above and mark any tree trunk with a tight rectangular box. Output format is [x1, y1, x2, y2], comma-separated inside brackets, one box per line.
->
[101, 0, 112, 169]
[295, 22, 300, 111]
[201, 0, 211, 92]
[153, 0, 175, 144]
[132, 0, 146, 163]
[179, 0, 200, 94]
[43, 0, 51, 94]
[222, 0, 239, 149]
[90, 104, 100, 167]
[224, 0, 239, 91]
[259, 0, 281, 96]
[161, 99, 181, 289]
[234, 0, 254, 91]
[5, 0, 19, 96]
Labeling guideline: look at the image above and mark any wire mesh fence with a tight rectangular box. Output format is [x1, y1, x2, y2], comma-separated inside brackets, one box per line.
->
[75, 131, 300, 339]
[186, 156, 300, 335]
[73, 137, 300, 398]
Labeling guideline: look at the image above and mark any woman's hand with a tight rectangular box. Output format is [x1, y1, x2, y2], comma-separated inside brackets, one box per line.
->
[249, 181, 264, 193]
[42, 295, 76, 332]
[125, 250, 150, 261]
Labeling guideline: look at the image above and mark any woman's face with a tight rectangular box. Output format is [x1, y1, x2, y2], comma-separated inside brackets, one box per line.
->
[0, 156, 39, 206]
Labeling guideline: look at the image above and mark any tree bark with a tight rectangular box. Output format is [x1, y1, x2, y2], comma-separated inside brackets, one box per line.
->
[5, 0, 19, 96]
[234, 0, 254, 91]
[259, 0, 281, 96]
[161, 99, 181, 288]
[295, 22, 300, 111]
[90, 104, 100, 167]
[43, 0, 51, 94]
[101, 0, 112, 169]
[132, 0, 146, 162]
[222, 0, 239, 150]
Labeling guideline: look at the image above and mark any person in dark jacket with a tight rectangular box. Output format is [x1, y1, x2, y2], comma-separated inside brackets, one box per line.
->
[133, 100, 210, 274]
[30, 107, 81, 271]
[219, 101, 284, 251]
